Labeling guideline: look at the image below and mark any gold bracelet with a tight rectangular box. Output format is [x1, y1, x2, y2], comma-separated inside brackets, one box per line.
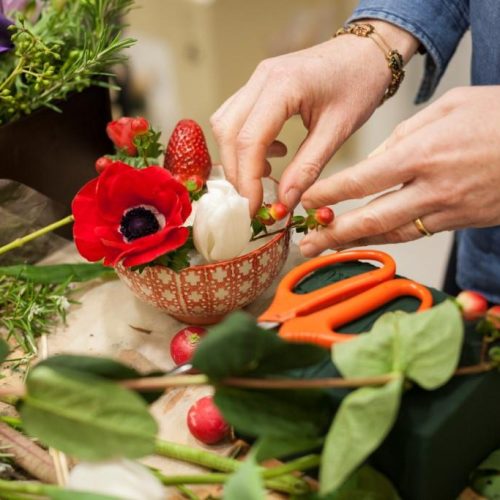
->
[333, 22, 405, 105]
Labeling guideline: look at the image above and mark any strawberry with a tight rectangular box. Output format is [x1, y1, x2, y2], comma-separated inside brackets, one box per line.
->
[456, 290, 488, 321]
[164, 119, 212, 183]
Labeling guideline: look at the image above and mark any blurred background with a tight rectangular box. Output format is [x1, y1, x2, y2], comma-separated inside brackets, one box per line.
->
[120, 0, 472, 289]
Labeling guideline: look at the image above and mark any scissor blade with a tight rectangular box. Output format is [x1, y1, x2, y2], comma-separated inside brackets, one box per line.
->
[258, 321, 280, 330]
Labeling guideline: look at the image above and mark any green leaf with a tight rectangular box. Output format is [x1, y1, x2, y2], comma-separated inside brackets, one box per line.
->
[333, 301, 463, 389]
[35, 355, 164, 404]
[319, 377, 404, 494]
[470, 449, 500, 499]
[255, 435, 324, 462]
[223, 452, 265, 500]
[214, 387, 332, 440]
[0, 263, 116, 284]
[193, 312, 328, 380]
[21, 365, 157, 461]
[302, 465, 400, 499]
[0, 338, 9, 364]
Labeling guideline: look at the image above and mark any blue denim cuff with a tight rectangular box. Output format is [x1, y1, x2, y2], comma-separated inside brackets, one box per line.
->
[348, 1, 469, 103]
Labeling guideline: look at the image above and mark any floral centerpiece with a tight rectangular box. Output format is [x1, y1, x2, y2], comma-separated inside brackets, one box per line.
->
[70, 116, 334, 323]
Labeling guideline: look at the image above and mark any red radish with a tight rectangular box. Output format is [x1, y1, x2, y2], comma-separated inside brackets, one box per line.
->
[456, 290, 488, 321]
[486, 305, 500, 329]
[187, 396, 230, 445]
[170, 326, 207, 365]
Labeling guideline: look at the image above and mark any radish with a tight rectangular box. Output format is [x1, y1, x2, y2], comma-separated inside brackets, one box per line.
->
[187, 396, 230, 445]
[170, 326, 207, 365]
[456, 290, 488, 321]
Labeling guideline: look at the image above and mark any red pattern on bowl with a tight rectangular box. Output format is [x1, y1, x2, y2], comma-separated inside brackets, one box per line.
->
[116, 229, 290, 325]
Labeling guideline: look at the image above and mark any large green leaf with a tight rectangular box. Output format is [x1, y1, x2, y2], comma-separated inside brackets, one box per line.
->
[214, 387, 332, 440]
[320, 377, 404, 494]
[255, 435, 324, 462]
[36, 355, 164, 404]
[302, 465, 400, 499]
[223, 452, 265, 500]
[21, 365, 157, 461]
[0, 263, 116, 284]
[192, 312, 328, 380]
[0, 337, 9, 363]
[333, 301, 463, 389]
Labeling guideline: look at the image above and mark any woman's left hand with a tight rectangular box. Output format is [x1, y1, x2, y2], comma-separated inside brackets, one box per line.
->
[299, 86, 500, 257]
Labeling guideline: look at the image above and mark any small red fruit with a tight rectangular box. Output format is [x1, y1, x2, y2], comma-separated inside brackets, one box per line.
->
[486, 305, 500, 329]
[170, 326, 207, 365]
[164, 119, 212, 183]
[182, 175, 205, 194]
[95, 156, 113, 174]
[456, 290, 488, 321]
[106, 116, 149, 156]
[269, 202, 289, 221]
[314, 207, 335, 226]
[187, 396, 230, 445]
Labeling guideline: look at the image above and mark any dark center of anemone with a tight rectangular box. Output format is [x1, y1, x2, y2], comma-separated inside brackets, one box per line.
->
[120, 206, 161, 242]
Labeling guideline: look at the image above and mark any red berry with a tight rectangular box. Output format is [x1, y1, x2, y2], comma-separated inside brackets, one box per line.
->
[170, 326, 207, 365]
[187, 396, 230, 445]
[269, 202, 289, 221]
[95, 156, 113, 174]
[164, 119, 212, 183]
[106, 116, 150, 156]
[486, 305, 500, 329]
[314, 207, 335, 226]
[456, 290, 488, 321]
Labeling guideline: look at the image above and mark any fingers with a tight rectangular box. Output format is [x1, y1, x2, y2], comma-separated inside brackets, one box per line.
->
[210, 68, 270, 187]
[299, 184, 432, 256]
[235, 87, 294, 214]
[278, 112, 348, 209]
[369, 94, 456, 158]
[301, 142, 416, 209]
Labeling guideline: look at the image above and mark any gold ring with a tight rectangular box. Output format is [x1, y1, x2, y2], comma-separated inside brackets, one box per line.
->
[414, 217, 432, 237]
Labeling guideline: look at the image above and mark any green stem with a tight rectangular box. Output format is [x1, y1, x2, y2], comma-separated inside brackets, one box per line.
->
[176, 484, 200, 500]
[0, 58, 24, 93]
[154, 439, 309, 494]
[0, 215, 74, 257]
[0, 415, 22, 429]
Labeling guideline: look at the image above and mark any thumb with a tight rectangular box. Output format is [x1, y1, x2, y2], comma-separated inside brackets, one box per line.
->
[278, 112, 350, 209]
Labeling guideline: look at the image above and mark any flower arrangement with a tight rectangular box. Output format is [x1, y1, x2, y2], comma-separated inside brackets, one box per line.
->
[71, 115, 335, 273]
[0, 0, 134, 125]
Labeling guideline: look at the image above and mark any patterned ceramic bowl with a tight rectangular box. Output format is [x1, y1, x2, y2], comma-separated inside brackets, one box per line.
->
[116, 228, 290, 325]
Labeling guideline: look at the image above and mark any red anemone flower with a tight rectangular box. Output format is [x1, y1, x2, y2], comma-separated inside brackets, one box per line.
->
[72, 161, 192, 267]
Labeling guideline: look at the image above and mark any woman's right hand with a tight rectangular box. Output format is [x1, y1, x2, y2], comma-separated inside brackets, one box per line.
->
[210, 20, 419, 215]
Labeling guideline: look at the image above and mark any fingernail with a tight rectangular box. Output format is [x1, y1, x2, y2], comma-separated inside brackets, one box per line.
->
[284, 188, 301, 209]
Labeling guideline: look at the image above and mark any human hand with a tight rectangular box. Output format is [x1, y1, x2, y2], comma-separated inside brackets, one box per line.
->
[210, 21, 418, 214]
[300, 86, 500, 257]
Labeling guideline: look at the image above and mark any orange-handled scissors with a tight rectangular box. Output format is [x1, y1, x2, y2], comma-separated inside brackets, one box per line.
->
[258, 249, 433, 348]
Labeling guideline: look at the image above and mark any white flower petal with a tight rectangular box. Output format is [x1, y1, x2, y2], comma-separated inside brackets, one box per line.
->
[68, 459, 164, 500]
[193, 180, 252, 263]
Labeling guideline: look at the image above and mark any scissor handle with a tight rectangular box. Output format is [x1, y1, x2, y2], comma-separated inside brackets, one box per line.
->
[258, 249, 396, 323]
[278, 278, 433, 348]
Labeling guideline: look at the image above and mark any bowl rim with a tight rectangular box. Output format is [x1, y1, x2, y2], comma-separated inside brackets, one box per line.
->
[120, 214, 291, 274]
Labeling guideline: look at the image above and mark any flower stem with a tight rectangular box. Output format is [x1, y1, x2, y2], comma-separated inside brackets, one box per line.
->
[154, 439, 309, 493]
[0, 479, 111, 498]
[176, 484, 200, 500]
[261, 454, 321, 479]
[0, 215, 74, 257]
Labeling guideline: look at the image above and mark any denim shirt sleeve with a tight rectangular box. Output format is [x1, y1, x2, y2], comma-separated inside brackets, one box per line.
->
[348, 1, 470, 103]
